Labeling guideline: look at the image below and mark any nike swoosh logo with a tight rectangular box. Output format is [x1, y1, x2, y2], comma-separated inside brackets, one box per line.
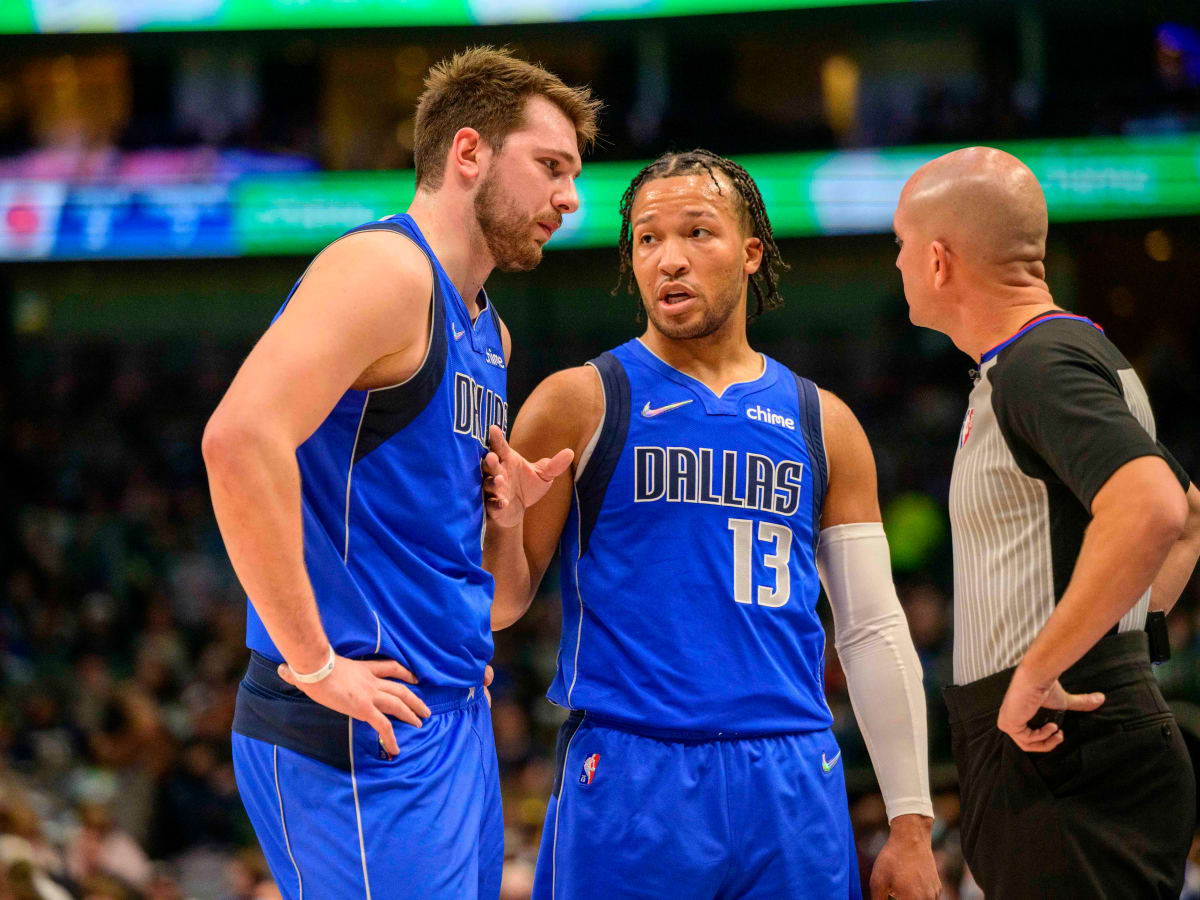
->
[641, 399, 693, 418]
[452, 324, 465, 341]
[821, 750, 842, 773]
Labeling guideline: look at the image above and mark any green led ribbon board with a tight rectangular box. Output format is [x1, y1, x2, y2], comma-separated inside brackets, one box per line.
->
[1, 0, 916, 32]
[232, 134, 1200, 255]
[2, 134, 1197, 260]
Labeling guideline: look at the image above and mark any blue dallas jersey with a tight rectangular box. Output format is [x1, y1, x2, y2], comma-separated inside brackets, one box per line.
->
[244, 214, 508, 688]
[548, 338, 832, 736]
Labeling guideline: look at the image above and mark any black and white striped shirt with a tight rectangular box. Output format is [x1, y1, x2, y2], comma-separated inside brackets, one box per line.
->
[948, 312, 1190, 685]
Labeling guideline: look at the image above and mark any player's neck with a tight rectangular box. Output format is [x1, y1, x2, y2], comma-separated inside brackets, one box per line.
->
[640, 325, 762, 395]
[407, 193, 493, 319]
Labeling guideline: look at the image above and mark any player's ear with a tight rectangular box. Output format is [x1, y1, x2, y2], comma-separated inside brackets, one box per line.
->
[743, 236, 763, 276]
[446, 127, 490, 186]
[930, 240, 950, 290]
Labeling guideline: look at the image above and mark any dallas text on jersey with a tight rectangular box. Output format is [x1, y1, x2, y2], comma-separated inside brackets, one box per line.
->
[634, 446, 805, 515]
[453, 372, 508, 449]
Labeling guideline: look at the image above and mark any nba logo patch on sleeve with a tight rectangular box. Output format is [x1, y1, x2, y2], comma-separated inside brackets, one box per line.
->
[579, 753, 599, 785]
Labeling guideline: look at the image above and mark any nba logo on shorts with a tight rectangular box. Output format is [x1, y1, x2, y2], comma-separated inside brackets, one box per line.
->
[579, 753, 599, 785]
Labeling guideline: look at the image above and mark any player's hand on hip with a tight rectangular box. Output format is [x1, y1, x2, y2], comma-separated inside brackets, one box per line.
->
[868, 815, 940, 900]
[277, 655, 430, 757]
[482, 424, 573, 527]
[997, 663, 1105, 753]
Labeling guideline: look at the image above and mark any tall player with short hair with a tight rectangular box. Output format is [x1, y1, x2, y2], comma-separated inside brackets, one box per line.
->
[203, 47, 598, 900]
[483, 150, 940, 899]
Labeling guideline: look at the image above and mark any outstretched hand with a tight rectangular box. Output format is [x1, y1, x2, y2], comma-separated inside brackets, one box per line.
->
[997, 663, 1105, 752]
[482, 425, 573, 527]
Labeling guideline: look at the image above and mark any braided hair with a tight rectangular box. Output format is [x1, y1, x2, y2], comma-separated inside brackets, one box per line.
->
[614, 148, 788, 322]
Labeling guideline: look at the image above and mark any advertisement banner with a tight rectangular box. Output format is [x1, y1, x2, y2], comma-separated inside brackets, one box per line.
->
[2, 133, 1198, 260]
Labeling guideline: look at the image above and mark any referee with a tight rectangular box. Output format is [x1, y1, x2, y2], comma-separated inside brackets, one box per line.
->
[892, 146, 1200, 898]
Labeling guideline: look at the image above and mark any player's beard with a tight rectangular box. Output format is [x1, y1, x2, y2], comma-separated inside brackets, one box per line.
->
[474, 170, 543, 273]
[642, 270, 746, 342]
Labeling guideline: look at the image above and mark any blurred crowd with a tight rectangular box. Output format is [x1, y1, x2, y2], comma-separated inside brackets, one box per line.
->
[4, 340, 274, 899]
[4, 300, 1199, 898]
[3, 5, 1200, 897]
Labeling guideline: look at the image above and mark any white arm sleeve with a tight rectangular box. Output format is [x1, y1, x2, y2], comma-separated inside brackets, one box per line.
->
[817, 521, 933, 821]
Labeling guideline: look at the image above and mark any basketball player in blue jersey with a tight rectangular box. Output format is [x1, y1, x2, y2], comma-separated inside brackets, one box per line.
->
[202, 48, 598, 900]
[482, 150, 940, 899]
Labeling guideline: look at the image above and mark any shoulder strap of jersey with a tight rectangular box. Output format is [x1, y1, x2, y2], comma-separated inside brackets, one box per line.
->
[344, 221, 447, 462]
[794, 374, 828, 552]
[487, 299, 506, 363]
[576, 351, 631, 556]
[271, 218, 421, 323]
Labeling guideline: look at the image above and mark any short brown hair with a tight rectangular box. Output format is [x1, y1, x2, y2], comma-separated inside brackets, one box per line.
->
[413, 46, 601, 189]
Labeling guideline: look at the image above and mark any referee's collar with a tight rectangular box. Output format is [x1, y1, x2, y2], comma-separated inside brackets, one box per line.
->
[979, 311, 1104, 365]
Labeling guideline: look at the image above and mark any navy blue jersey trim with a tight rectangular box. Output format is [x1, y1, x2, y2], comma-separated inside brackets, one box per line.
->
[551, 710, 588, 799]
[795, 375, 827, 552]
[576, 352, 631, 557]
[233, 652, 355, 770]
[233, 651, 477, 768]
[487, 301, 506, 365]
[347, 223, 448, 463]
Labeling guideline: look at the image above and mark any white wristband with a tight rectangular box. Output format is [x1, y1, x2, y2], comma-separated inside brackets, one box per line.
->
[288, 646, 336, 684]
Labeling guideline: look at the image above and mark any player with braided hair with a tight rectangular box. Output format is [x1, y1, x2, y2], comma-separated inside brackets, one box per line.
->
[614, 149, 788, 322]
[483, 150, 939, 898]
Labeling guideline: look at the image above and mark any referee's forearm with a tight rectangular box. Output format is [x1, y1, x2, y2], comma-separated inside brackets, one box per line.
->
[1149, 484, 1200, 614]
[1021, 465, 1185, 683]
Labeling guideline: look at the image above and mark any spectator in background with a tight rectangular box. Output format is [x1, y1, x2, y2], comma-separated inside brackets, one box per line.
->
[0, 795, 70, 900]
[65, 802, 151, 894]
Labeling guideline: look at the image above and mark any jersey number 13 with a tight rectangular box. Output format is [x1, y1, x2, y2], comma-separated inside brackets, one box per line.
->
[727, 518, 792, 608]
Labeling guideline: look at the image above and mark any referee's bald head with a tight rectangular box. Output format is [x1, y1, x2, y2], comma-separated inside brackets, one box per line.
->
[893, 147, 1052, 337]
[899, 147, 1047, 268]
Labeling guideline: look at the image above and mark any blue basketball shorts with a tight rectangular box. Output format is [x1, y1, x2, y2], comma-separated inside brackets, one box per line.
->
[231, 653, 502, 900]
[532, 713, 861, 900]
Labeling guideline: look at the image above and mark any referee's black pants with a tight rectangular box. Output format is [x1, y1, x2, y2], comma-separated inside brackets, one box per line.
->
[945, 631, 1194, 899]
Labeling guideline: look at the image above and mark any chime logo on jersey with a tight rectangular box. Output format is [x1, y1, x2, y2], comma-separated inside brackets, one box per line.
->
[634, 446, 805, 515]
[484, 348, 505, 369]
[745, 403, 795, 430]
[960, 408, 975, 448]
[579, 753, 599, 785]
[453, 372, 508, 448]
